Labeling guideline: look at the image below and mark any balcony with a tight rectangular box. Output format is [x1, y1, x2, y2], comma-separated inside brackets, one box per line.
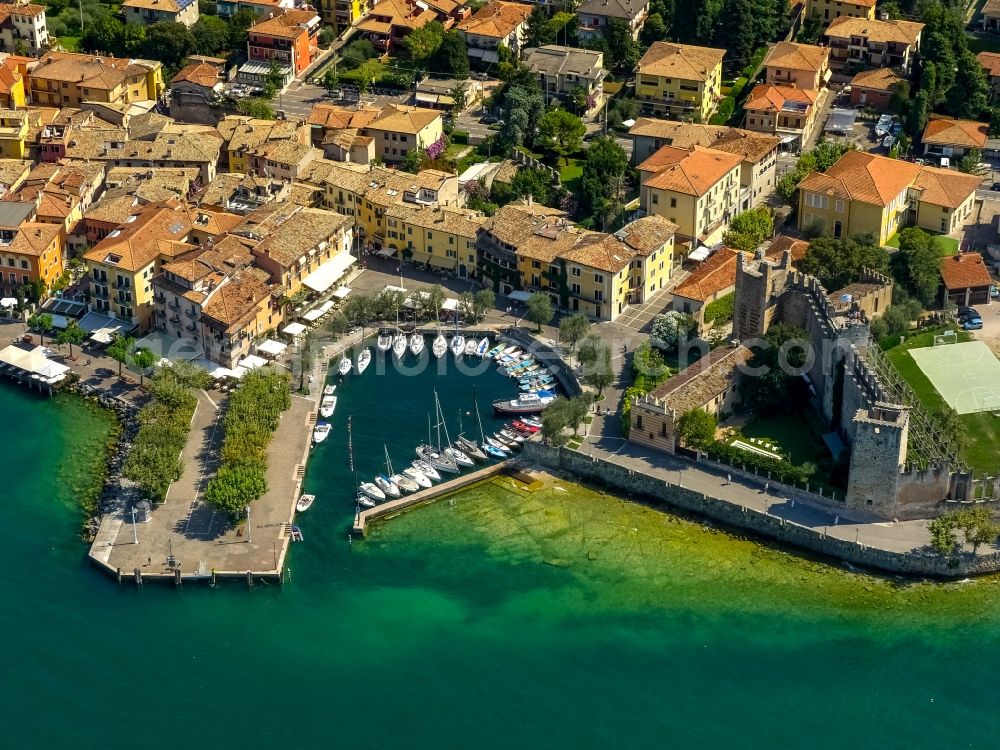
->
[93, 285, 109, 299]
[168, 299, 179, 310]
[185, 323, 197, 333]
[184, 307, 198, 319]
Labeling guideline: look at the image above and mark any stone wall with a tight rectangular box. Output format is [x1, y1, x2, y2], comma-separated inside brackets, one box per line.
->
[524, 441, 1000, 578]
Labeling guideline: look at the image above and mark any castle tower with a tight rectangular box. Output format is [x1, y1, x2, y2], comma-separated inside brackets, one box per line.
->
[845, 403, 909, 517]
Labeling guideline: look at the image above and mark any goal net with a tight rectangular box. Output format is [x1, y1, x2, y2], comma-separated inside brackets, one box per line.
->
[933, 330, 958, 347]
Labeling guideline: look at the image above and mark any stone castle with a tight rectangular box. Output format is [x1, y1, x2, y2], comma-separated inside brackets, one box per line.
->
[632, 244, 988, 521]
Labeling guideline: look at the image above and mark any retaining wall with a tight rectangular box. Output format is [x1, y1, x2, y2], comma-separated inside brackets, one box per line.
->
[523, 442, 1000, 578]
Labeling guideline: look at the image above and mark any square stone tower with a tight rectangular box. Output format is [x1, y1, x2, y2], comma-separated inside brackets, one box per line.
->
[845, 403, 908, 516]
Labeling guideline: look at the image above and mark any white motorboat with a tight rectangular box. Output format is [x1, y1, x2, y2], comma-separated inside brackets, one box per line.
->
[412, 459, 441, 482]
[432, 334, 447, 358]
[450, 334, 465, 358]
[500, 428, 525, 443]
[492, 392, 553, 415]
[375, 474, 401, 498]
[356, 493, 376, 509]
[359, 482, 385, 502]
[320, 395, 337, 418]
[486, 436, 511, 454]
[296, 494, 315, 512]
[392, 472, 420, 493]
[444, 445, 474, 467]
[403, 466, 432, 488]
[323, 385, 336, 396]
[313, 421, 332, 443]
[409, 332, 425, 356]
[463, 339, 478, 357]
[338, 355, 351, 376]
[376, 329, 392, 352]
[494, 432, 519, 449]
[392, 333, 407, 359]
[475, 337, 490, 357]
[416, 444, 459, 473]
[356, 348, 372, 374]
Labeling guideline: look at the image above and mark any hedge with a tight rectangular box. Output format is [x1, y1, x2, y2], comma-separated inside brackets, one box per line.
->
[704, 292, 735, 325]
[452, 130, 469, 144]
[705, 439, 816, 485]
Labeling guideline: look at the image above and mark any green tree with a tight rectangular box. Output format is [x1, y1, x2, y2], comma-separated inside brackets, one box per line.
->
[56, 319, 85, 358]
[538, 109, 586, 165]
[263, 61, 285, 98]
[401, 147, 425, 174]
[739, 324, 812, 413]
[947, 49, 990, 121]
[342, 38, 376, 67]
[524, 4, 552, 47]
[473, 289, 496, 319]
[640, 12, 669, 45]
[559, 313, 591, 357]
[403, 20, 444, 66]
[357, 60, 380, 95]
[432, 30, 470, 76]
[322, 67, 340, 94]
[957, 507, 999, 555]
[798, 234, 889, 291]
[927, 513, 958, 556]
[499, 84, 545, 148]
[419, 285, 447, 321]
[450, 81, 468, 113]
[582, 340, 614, 396]
[524, 293, 554, 331]
[106, 335, 135, 378]
[959, 148, 986, 175]
[131, 346, 156, 387]
[890, 227, 941, 306]
[27, 312, 54, 345]
[798, 11, 822, 44]
[604, 18, 642, 70]
[228, 8, 257, 50]
[236, 97, 275, 119]
[579, 135, 628, 225]
[676, 408, 717, 449]
[341, 294, 377, 327]
[541, 396, 572, 446]
[577, 334, 603, 368]
[192, 15, 229, 55]
[142, 22, 196, 72]
[722, 206, 773, 254]
[934, 405, 968, 455]
[567, 395, 591, 436]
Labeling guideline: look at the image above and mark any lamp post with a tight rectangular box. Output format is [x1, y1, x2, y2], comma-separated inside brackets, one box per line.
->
[131, 504, 138, 545]
[246, 505, 252, 544]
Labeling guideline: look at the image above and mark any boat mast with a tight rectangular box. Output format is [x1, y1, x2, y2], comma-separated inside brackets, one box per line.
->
[349, 415, 359, 515]
[437, 391, 452, 446]
[384, 444, 393, 477]
[474, 388, 487, 443]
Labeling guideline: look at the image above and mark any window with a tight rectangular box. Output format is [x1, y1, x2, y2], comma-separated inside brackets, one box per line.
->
[594, 274, 604, 284]
[659, 423, 667, 437]
[652, 193, 658, 205]
[19, 260, 27, 269]
[532, 260, 540, 269]
[805, 193, 829, 209]
[571, 283, 581, 294]
[636, 415, 643, 429]
[835, 199, 844, 213]
[670, 197, 677, 208]
[571, 267, 581, 277]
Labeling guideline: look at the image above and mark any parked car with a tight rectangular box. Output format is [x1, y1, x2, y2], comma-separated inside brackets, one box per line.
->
[963, 316, 983, 330]
[958, 306, 979, 321]
[480, 114, 499, 125]
[991, 285, 999, 299]
[991, 183, 1000, 191]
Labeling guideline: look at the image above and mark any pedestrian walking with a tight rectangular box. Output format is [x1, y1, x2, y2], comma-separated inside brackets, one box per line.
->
[763, 482, 769, 494]
[834, 514, 839, 525]
[725, 473, 731, 485]
[146, 556, 151, 567]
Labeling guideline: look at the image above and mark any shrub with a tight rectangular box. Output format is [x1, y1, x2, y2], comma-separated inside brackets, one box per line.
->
[452, 130, 469, 144]
[706, 440, 816, 485]
[703, 292, 735, 325]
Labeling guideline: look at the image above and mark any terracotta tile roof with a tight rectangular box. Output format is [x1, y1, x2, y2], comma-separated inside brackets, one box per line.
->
[384, 202, 483, 238]
[201, 270, 273, 333]
[798, 150, 919, 207]
[248, 9, 319, 39]
[824, 16, 923, 44]
[709, 129, 781, 163]
[922, 117, 989, 149]
[639, 145, 743, 197]
[614, 215, 677, 256]
[744, 83, 817, 113]
[82, 200, 195, 272]
[361, 0, 437, 33]
[0, 2, 45, 20]
[480, 203, 569, 248]
[637, 42, 725, 82]
[978, 51, 1000, 78]
[123, 0, 182, 11]
[7, 222, 60, 257]
[242, 205, 350, 267]
[646, 344, 751, 414]
[766, 235, 809, 262]
[31, 52, 160, 94]
[849, 67, 906, 92]
[673, 247, 740, 302]
[0, 58, 21, 97]
[170, 61, 225, 90]
[985, 0, 1000, 16]
[629, 118, 780, 163]
[457, 0, 532, 38]
[911, 166, 981, 209]
[368, 104, 441, 135]
[307, 104, 382, 130]
[763, 41, 829, 73]
[939, 253, 992, 290]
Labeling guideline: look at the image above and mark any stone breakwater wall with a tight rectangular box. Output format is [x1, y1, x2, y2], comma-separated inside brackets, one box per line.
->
[71, 383, 142, 540]
[524, 442, 1000, 578]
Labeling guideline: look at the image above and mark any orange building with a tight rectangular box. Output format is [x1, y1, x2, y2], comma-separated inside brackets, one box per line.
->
[246, 9, 320, 79]
[0, 201, 64, 298]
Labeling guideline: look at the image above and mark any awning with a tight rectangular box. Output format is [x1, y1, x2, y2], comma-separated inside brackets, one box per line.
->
[282, 322, 306, 336]
[383, 284, 406, 294]
[0, 297, 15, 308]
[333, 286, 352, 299]
[192, 358, 235, 379]
[49, 314, 69, 330]
[415, 92, 438, 105]
[257, 339, 287, 356]
[302, 299, 335, 322]
[441, 298, 459, 311]
[302, 252, 357, 294]
[409, 251, 432, 264]
[429, 255, 457, 270]
[688, 245, 711, 262]
[135, 331, 204, 362]
[90, 323, 126, 344]
[238, 354, 268, 370]
[376, 247, 397, 258]
[0, 344, 69, 380]
[507, 291, 532, 302]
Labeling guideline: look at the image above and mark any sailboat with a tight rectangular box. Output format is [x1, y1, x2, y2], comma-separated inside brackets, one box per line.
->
[338, 353, 352, 376]
[375, 473, 401, 498]
[376, 328, 392, 352]
[385, 445, 419, 493]
[454, 408, 487, 461]
[409, 331, 424, 356]
[450, 331, 465, 358]
[412, 459, 441, 482]
[436, 391, 473, 467]
[432, 308, 447, 358]
[403, 466, 432, 488]
[463, 339, 478, 357]
[416, 412, 459, 473]
[473, 396, 505, 458]
[356, 347, 371, 374]
[392, 303, 406, 358]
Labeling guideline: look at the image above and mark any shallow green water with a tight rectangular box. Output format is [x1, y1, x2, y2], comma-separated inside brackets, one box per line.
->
[4, 371, 1000, 748]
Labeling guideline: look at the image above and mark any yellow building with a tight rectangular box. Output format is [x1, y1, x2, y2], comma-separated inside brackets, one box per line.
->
[0, 109, 27, 159]
[217, 116, 308, 175]
[321, 0, 368, 30]
[83, 201, 196, 332]
[805, 0, 875, 22]
[477, 203, 677, 320]
[385, 203, 482, 277]
[0, 58, 26, 109]
[636, 42, 725, 122]
[28, 53, 163, 109]
[796, 151, 981, 244]
[638, 145, 743, 244]
[0, 218, 64, 300]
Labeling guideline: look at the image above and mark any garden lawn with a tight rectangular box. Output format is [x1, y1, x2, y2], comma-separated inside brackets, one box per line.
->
[882, 330, 999, 475]
[885, 230, 959, 255]
[740, 413, 828, 468]
[559, 158, 583, 193]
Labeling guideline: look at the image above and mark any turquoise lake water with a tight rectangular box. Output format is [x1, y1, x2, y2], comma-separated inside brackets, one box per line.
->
[5, 361, 1000, 748]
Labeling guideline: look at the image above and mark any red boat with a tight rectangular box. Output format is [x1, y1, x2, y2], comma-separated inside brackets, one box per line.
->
[512, 420, 539, 434]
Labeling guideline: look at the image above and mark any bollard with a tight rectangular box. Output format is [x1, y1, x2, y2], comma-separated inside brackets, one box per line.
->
[116, 567, 122, 584]
[134, 568, 141, 585]
[174, 568, 182, 587]
[246, 570, 252, 588]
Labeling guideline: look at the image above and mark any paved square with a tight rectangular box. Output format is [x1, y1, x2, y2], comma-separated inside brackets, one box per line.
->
[910, 340, 1000, 414]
